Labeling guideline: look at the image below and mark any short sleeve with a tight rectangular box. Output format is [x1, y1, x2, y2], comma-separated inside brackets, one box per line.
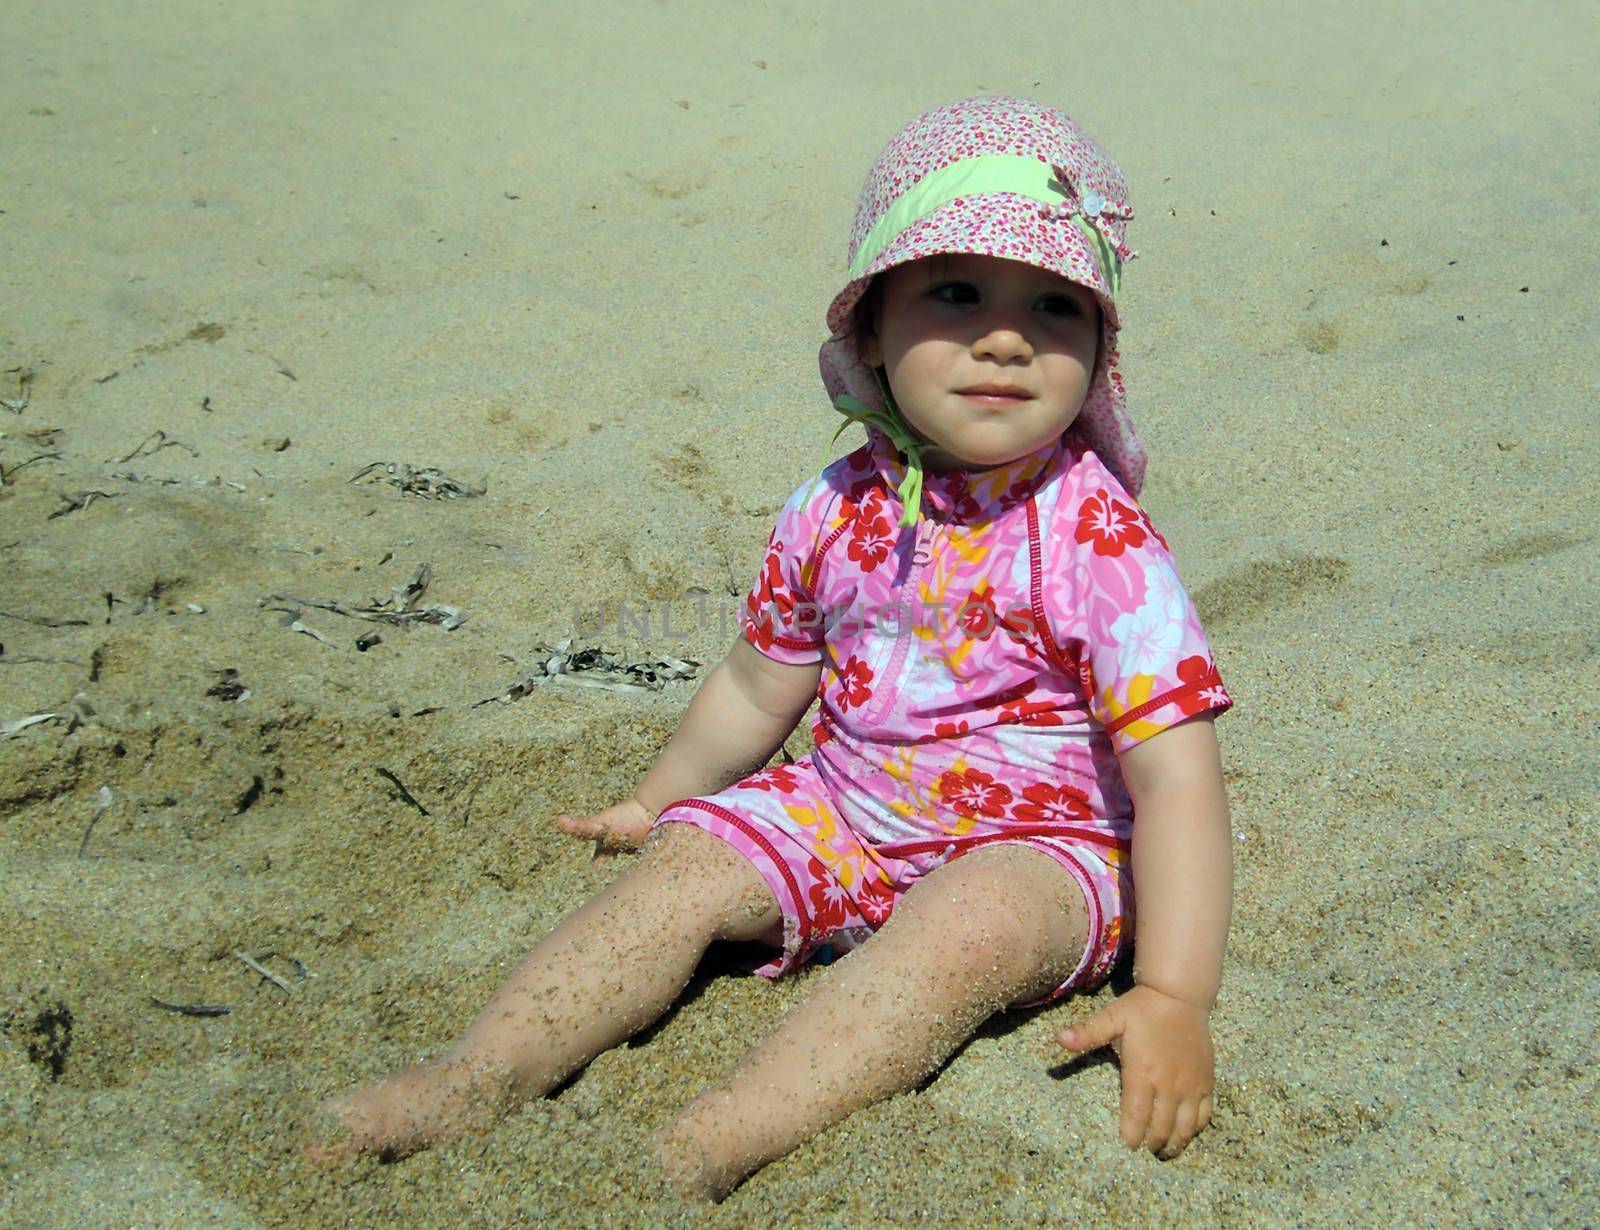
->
[1048, 458, 1232, 754]
[740, 476, 828, 665]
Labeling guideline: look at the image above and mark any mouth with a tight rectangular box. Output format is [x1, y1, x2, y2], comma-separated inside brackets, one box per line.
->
[957, 383, 1032, 405]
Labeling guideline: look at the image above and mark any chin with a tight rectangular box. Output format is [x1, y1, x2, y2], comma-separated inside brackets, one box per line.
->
[969, 439, 1051, 467]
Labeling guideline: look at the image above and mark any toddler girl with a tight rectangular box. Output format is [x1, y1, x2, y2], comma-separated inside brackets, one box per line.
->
[308, 95, 1234, 1201]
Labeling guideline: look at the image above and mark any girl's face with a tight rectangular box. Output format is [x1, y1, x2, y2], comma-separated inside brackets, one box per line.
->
[860, 254, 1100, 473]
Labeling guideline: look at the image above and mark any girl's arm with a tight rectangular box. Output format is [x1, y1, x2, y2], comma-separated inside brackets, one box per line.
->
[636, 637, 823, 812]
[557, 638, 822, 848]
[1057, 715, 1232, 1157]
[1121, 714, 1232, 1008]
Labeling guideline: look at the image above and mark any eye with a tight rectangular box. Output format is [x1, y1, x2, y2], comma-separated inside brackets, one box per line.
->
[929, 281, 980, 305]
[1035, 293, 1085, 317]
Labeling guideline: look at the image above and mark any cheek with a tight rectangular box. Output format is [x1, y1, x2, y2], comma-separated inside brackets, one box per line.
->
[886, 339, 947, 391]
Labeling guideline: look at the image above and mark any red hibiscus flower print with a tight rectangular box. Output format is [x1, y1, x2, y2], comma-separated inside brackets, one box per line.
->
[1011, 781, 1092, 825]
[939, 767, 1013, 819]
[744, 543, 796, 650]
[812, 717, 834, 746]
[855, 874, 896, 926]
[987, 681, 1062, 728]
[745, 605, 777, 652]
[957, 584, 1002, 641]
[1075, 490, 1148, 557]
[847, 514, 896, 572]
[1175, 655, 1225, 715]
[805, 858, 849, 934]
[998, 696, 1065, 727]
[747, 763, 801, 794]
[951, 491, 983, 523]
[842, 474, 882, 513]
[834, 655, 874, 713]
[1004, 473, 1037, 505]
[999, 608, 1043, 659]
[840, 481, 888, 525]
[933, 718, 971, 738]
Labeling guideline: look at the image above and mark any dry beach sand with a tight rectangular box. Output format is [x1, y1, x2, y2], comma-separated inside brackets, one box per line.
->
[2, 2, 1596, 1226]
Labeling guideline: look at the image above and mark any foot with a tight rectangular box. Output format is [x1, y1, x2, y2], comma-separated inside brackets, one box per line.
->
[554, 798, 657, 852]
[303, 1059, 515, 1165]
[652, 1095, 750, 1203]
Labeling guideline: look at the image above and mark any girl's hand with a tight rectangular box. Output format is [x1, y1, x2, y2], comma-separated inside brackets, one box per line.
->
[553, 798, 657, 852]
[1056, 984, 1215, 1158]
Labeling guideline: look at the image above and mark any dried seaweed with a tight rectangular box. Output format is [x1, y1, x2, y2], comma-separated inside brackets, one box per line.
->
[0, 451, 61, 487]
[148, 996, 232, 1017]
[0, 651, 86, 666]
[0, 610, 90, 628]
[232, 950, 293, 994]
[261, 563, 466, 631]
[287, 617, 336, 646]
[205, 669, 250, 702]
[111, 430, 198, 465]
[0, 425, 61, 447]
[2, 694, 94, 739]
[112, 472, 247, 492]
[1, 365, 33, 412]
[77, 785, 113, 857]
[476, 638, 700, 703]
[48, 490, 118, 519]
[375, 766, 431, 815]
[350, 462, 485, 500]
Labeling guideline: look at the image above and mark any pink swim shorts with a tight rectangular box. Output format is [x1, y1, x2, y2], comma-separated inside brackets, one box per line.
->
[652, 754, 1131, 1001]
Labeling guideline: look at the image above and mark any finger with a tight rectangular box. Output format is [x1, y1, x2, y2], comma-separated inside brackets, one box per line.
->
[1144, 1092, 1177, 1157]
[1162, 1101, 1200, 1159]
[554, 812, 593, 836]
[1119, 1078, 1154, 1150]
[1057, 1004, 1121, 1053]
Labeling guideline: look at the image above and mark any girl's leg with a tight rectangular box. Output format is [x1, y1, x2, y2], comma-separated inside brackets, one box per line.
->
[307, 824, 779, 1163]
[656, 845, 1087, 1200]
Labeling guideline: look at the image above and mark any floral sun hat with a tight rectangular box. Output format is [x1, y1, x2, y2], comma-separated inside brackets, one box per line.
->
[818, 95, 1146, 525]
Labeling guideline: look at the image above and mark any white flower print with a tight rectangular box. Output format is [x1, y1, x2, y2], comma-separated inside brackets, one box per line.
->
[1111, 598, 1185, 678]
[1143, 559, 1187, 621]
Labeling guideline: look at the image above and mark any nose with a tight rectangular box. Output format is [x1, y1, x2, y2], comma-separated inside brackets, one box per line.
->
[972, 319, 1033, 364]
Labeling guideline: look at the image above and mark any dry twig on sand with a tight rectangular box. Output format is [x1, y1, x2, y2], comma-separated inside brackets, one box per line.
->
[232, 950, 294, 994]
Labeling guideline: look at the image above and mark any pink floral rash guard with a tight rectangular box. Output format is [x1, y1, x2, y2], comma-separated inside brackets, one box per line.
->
[653, 427, 1231, 997]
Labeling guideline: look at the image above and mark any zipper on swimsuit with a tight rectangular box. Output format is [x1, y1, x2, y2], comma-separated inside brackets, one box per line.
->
[858, 514, 943, 725]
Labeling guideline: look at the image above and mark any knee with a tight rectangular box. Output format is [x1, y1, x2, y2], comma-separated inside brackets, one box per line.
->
[636, 823, 779, 942]
[889, 848, 1082, 996]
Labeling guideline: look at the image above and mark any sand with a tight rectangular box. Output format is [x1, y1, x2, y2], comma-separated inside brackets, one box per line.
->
[2, 1, 1596, 1225]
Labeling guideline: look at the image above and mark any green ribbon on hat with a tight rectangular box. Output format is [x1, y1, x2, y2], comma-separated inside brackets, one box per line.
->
[848, 152, 1124, 295]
